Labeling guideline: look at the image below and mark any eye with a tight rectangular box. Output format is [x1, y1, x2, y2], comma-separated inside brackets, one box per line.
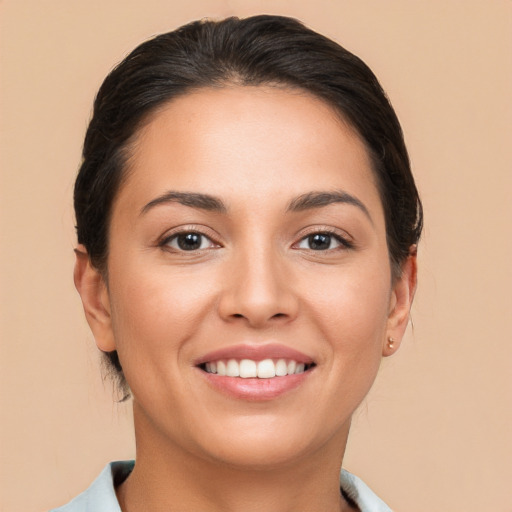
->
[163, 232, 216, 251]
[296, 232, 348, 251]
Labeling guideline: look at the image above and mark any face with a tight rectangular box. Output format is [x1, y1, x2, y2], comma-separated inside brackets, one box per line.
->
[77, 86, 415, 469]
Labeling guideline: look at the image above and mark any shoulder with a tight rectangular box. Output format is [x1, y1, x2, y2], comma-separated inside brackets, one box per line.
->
[340, 469, 393, 512]
[50, 461, 134, 512]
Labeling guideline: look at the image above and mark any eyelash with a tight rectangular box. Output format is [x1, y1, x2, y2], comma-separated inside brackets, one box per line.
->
[158, 227, 353, 253]
[159, 228, 220, 252]
[293, 228, 354, 252]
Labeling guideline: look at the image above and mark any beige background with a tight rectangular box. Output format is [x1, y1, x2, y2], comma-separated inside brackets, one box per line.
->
[1, 1, 511, 511]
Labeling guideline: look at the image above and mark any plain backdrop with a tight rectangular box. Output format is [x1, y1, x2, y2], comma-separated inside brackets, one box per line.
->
[1, 1, 511, 511]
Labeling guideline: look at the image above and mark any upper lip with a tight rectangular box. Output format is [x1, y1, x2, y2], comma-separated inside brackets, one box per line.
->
[194, 343, 314, 366]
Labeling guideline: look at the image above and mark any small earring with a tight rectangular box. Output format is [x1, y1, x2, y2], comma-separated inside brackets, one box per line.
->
[387, 337, 396, 349]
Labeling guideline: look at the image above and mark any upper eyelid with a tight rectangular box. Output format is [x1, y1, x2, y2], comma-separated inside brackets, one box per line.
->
[163, 231, 214, 243]
[294, 225, 353, 242]
[158, 225, 221, 246]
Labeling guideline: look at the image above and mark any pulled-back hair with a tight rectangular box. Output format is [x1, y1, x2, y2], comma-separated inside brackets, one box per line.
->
[75, 15, 422, 393]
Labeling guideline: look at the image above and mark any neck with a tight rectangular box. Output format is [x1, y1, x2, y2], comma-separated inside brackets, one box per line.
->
[116, 403, 354, 512]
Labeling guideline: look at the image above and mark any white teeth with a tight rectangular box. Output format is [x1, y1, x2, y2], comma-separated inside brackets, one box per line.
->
[275, 359, 288, 377]
[226, 359, 240, 377]
[216, 360, 226, 376]
[204, 358, 311, 378]
[295, 363, 305, 374]
[257, 359, 276, 379]
[239, 359, 257, 378]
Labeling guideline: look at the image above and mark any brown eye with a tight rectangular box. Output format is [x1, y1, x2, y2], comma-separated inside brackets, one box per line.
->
[307, 233, 332, 250]
[164, 232, 215, 251]
[296, 232, 349, 251]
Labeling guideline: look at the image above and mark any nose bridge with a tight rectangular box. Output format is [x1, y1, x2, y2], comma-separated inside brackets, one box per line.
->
[219, 234, 298, 326]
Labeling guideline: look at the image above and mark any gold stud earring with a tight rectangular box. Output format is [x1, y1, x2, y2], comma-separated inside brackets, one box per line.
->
[387, 337, 396, 349]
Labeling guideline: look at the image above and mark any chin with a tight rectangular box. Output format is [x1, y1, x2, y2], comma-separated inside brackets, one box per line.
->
[189, 415, 348, 471]
[202, 438, 314, 470]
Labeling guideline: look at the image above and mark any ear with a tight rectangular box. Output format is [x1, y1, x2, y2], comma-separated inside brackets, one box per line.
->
[383, 246, 418, 357]
[74, 245, 116, 352]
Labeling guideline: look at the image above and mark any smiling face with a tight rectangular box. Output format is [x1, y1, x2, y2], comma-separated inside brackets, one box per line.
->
[76, 86, 415, 470]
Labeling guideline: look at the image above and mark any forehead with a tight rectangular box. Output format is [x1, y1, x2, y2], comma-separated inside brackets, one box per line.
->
[117, 85, 383, 221]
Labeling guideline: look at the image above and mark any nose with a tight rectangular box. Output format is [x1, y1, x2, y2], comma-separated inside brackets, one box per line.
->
[217, 244, 299, 328]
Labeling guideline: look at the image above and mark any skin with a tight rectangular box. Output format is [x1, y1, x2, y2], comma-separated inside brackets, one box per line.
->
[75, 86, 417, 512]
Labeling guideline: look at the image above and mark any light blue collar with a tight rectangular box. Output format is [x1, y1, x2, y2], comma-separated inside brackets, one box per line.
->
[52, 460, 392, 512]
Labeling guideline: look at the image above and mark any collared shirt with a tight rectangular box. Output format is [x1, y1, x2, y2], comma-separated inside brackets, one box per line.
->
[50, 461, 392, 512]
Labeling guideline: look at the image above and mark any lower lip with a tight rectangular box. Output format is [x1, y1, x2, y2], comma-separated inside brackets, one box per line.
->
[200, 370, 312, 401]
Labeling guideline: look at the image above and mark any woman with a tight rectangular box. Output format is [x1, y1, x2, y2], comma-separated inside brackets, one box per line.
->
[55, 14, 421, 512]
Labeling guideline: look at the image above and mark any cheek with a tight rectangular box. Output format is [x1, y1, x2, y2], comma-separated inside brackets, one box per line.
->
[299, 258, 392, 396]
[107, 260, 219, 377]
[305, 264, 391, 339]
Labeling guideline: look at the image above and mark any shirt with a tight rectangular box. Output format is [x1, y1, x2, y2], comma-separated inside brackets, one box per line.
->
[50, 460, 392, 512]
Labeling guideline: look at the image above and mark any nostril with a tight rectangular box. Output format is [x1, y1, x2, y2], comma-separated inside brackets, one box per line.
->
[232, 312, 289, 320]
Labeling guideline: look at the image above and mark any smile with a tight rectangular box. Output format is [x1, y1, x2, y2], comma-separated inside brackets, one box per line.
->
[195, 344, 316, 399]
[201, 359, 315, 378]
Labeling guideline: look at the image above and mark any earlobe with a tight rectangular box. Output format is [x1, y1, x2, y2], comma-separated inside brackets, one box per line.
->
[383, 247, 418, 357]
[74, 245, 116, 352]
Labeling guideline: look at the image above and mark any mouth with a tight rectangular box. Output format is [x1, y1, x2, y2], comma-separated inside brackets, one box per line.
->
[199, 358, 316, 378]
[195, 345, 316, 400]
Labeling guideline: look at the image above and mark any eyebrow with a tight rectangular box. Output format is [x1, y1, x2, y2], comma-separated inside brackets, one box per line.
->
[140, 191, 227, 215]
[140, 189, 371, 222]
[287, 190, 372, 222]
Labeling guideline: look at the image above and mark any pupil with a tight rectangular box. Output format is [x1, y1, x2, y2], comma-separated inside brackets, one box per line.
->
[178, 233, 201, 250]
[309, 233, 331, 250]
